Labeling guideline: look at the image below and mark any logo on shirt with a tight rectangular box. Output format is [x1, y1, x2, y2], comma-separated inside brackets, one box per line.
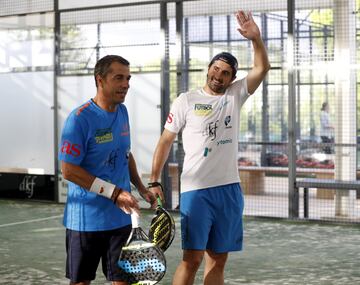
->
[121, 123, 130, 136]
[194, 104, 213, 116]
[104, 148, 120, 171]
[217, 138, 232, 146]
[95, 128, 113, 144]
[203, 120, 219, 141]
[218, 100, 230, 111]
[224, 115, 232, 128]
[167, 112, 174, 124]
[203, 147, 212, 157]
[60, 140, 81, 157]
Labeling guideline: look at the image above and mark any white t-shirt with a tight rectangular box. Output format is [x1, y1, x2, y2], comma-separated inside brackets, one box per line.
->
[320, 110, 333, 137]
[165, 78, 250, 193]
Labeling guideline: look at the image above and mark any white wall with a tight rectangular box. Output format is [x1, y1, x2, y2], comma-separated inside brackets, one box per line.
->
[0, 72, 54, 174]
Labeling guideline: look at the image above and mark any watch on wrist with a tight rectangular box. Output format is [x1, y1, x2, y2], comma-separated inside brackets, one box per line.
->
[111, 188, 122, 204]
[148, 181, 162, 188]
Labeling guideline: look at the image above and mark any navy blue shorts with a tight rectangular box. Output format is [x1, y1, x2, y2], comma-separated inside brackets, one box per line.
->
[66, 225, 131, 283]
[180, 183, 244, 253]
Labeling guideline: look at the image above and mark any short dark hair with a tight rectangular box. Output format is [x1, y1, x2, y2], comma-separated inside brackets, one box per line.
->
[94, 55, 130, 87]
[321, 102, 328, 111]
[208, 52, 238, 79]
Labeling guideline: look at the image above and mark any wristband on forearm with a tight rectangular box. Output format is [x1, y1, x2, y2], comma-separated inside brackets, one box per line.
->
[89, 177, 116, 199]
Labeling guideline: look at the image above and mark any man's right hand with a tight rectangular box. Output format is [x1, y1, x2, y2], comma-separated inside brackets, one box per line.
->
[113, 188, 140, 214]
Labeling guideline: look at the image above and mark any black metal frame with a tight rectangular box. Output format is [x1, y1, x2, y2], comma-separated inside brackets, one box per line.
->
[296, 178, 360, 218]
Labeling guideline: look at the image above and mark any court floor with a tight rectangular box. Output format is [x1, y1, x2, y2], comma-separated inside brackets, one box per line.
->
[0, 199, 359, 285]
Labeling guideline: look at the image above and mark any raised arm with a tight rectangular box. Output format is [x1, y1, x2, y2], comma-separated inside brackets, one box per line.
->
[236, 10, 270, 94]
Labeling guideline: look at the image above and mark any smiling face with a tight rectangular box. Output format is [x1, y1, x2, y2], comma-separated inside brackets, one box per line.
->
[97, 61, 131, 106]
[205, 60, 235, 95]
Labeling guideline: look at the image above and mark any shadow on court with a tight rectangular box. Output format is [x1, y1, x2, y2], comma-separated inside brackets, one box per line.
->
[0, 199, 359, 285]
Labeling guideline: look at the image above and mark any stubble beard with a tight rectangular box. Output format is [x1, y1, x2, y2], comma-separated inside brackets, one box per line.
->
[114, 89, 128, 104]
[207, 76, 226, 94]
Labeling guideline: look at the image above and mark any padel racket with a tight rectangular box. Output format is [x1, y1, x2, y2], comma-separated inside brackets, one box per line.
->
[118, 211, 166, 285]
[148, 182, 176, 252]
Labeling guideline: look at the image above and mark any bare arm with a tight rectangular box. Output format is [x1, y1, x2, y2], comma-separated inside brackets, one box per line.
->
[128, 152, 144, 190]
[236, 10, 270, 94]
[61, 161, 140, 213]
[150, 129, 177, 184]
[61, 161, 95, 190]
[128, 152, 157, 208]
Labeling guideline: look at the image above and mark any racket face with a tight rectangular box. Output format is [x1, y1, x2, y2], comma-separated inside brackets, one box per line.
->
[118, 228, 166, 284]
[149, 206, 175, 252]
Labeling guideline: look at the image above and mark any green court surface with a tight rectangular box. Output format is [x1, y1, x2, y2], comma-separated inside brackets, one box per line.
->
[0, 199, 359, 285]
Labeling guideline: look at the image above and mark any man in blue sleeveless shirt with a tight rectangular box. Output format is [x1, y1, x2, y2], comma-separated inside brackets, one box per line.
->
[59, 55, 162, 285]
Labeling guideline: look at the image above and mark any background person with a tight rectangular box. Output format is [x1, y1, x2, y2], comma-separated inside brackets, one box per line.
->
[320, 101, 334, 154]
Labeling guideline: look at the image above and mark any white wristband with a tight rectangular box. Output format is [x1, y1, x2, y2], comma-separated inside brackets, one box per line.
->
[89, 177, 116, 199]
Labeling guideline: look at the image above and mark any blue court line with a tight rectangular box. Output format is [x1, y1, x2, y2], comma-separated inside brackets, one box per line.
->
[0, 215, 63, 228]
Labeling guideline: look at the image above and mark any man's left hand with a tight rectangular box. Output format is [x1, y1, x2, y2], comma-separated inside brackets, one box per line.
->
[236, 10, 261, 41]
[138, 186, 157, 209]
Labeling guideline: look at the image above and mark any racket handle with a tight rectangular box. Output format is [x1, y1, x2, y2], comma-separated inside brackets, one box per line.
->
[157, 196, 163, 207]
[131, 211, 139, 228]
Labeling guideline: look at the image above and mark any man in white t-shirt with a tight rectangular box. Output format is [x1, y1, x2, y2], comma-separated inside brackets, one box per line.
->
[149, 10, 270, 285]
[320, 102, 334, 154]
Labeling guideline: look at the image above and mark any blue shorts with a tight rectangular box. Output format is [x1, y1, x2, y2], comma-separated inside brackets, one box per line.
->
[66, 225, 131, 283]
[180, 183, 244, 253]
